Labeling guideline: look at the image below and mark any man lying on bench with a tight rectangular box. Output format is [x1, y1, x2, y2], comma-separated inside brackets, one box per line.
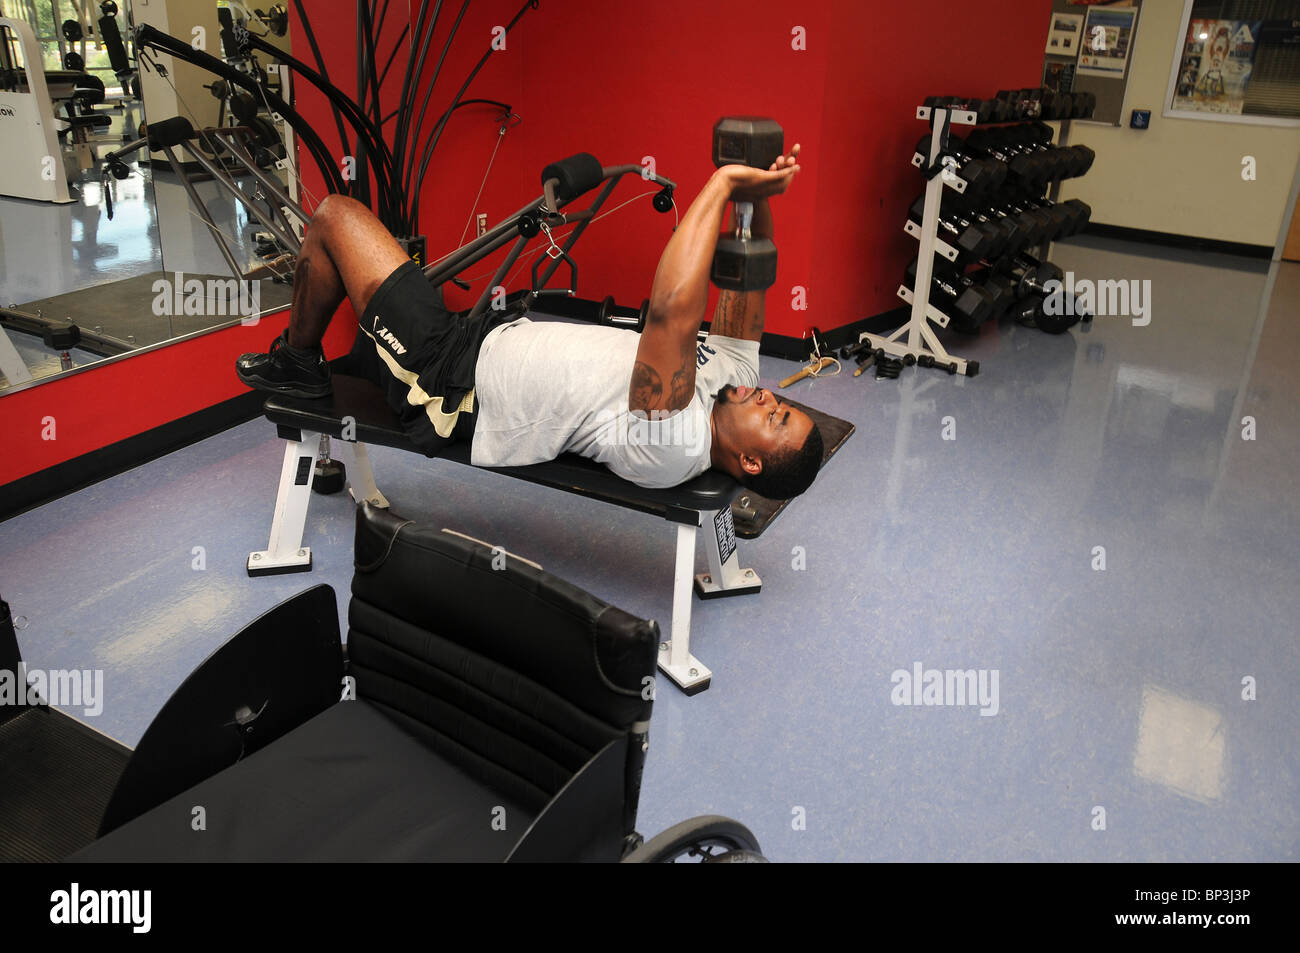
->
[236, 145, 822, 499]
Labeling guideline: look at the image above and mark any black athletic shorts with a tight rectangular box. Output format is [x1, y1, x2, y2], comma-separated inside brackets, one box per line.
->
[354, 259, 511, 456]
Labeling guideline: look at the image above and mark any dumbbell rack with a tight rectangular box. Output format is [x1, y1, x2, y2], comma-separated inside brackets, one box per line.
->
[857, 105, 982, 378]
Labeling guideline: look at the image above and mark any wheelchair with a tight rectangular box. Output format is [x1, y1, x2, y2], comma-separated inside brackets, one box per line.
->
[0, 503, 766, 863]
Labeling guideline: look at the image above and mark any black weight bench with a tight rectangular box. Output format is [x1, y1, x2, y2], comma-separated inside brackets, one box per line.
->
[251, 374, 762, 695]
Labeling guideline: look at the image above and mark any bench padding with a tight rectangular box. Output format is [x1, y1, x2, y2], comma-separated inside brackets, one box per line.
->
[263, 374, 739, 520]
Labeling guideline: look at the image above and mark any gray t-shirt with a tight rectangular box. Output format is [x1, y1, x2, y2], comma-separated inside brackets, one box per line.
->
[471, 318, 760, 488]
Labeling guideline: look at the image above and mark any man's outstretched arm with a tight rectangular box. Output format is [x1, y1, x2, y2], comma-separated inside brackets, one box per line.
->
[631, 153, 799, 415]
[629, 170, 734, 415]
[708, 198, 773, 342]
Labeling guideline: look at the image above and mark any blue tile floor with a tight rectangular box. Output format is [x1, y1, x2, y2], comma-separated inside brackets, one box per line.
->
[2, 236, 1297, 861]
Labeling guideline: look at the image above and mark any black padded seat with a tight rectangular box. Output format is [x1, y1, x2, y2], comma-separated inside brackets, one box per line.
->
[264, 374, 740, 522]
[72, 699, 535, 862]
[64, 114, 112, 128]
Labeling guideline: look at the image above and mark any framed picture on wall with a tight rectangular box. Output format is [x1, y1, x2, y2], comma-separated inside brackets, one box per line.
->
[1077, 5, 1137, 78]
[1165, 1, 1300, 126]
[1046, 12, 1084, 55]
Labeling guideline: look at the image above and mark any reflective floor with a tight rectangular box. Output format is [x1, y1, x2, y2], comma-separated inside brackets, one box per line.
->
[0, 237, 1296, 862]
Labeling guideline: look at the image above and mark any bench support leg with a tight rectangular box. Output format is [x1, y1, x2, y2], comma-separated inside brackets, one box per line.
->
[658, 522, 712, 696]
[247, 434, 317, 576]
[694, 506, 762, 599]
[345, 442, 389, 509]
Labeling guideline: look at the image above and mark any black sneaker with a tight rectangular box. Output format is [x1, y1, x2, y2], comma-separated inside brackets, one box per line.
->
[236, 331, 332, 398]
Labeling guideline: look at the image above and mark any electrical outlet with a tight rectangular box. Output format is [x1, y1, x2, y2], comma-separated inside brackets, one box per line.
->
[476, 213, 488, 237]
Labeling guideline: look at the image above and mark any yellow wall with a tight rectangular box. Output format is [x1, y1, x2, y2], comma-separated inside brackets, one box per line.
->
[1057, 0, 1300, 248]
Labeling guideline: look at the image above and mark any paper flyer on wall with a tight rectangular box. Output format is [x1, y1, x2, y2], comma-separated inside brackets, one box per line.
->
[1046, 12, 1084, 56]
[1076, 6, 1136, 78]
[1173, 20, 1261, 115]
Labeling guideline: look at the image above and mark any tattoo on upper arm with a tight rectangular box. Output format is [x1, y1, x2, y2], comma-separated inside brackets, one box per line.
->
[631, 361, 663, 409]
[632, 339, 696, 414]
[670, 367, 693, 409]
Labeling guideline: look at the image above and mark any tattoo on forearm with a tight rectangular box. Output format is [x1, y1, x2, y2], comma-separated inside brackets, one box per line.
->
[712, 289, 763, 339]
[713, 290, 745, 338]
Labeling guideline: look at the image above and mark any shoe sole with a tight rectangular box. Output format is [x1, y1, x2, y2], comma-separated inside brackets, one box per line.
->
[237, 367, 333, 400]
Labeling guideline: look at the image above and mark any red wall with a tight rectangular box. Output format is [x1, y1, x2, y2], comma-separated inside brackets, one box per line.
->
[3, 0, 1050, 489]
[294, 0, 1052, 334]
[0, 315, 355, 486]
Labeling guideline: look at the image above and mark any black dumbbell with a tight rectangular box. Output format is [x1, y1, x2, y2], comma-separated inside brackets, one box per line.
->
[967, 123, 1053, 155]
[1013, 199, 1076, 241]
[912, 136, 1005, 194]
[923, 95, 1007, 124]
[312, 436, 347, 495]
[1008, 293, 1047, 327]
[993, 89, 1033, 120]
[1031, 198, 1091, 236]
[904, 259, 1001, 332]
[1061, 198, 1091, 233]
[1004, 257, 1065, 300]
[1050, 92, 1075, 120]
[963, 134, 1055, 188]
[1032, 145, 1088, 180]
[1025, 88, 1069, 120]
[986, 198, 1055, 244]
[953, 200, 1038, 252]
[907, 195, 1001, 261]
[1069, 144, 1096, 176]
[711, 116, 782, 291]
[1035, 294, 1084, 334]
[938, 191, 1029, 256]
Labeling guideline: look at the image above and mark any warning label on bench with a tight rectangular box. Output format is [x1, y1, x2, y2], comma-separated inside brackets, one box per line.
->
[714, 507, 737, 566]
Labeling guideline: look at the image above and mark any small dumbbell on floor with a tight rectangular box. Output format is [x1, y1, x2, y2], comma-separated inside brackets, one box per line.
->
[312, 435, 347, 495]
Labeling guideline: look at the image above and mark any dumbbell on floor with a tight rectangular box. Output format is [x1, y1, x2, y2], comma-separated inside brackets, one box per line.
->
[711, 116, 783, 291]
[312, 435, 346, 495]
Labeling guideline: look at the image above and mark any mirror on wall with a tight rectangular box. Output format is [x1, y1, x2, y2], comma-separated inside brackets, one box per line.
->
[0, 0, 296, 395]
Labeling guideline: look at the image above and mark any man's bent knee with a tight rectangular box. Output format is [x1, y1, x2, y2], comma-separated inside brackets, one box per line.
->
[309, 194, 373, 238]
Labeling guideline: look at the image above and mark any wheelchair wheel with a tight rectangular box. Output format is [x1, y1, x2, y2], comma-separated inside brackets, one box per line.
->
[621, 815, 766, 863]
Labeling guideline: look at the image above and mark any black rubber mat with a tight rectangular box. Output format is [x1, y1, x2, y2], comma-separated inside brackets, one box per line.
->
[0, 706, 130, 862]
[732, 398, 854, 539]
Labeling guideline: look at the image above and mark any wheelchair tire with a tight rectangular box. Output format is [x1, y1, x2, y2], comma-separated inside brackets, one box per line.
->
[621, 815, 765, 863]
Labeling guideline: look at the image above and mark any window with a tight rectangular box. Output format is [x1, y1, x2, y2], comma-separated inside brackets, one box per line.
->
[0, 0, 129, 95]
[1166, 0, 1300, 125]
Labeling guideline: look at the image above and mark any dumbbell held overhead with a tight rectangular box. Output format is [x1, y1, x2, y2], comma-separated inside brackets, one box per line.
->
[711, 117, 787, 291]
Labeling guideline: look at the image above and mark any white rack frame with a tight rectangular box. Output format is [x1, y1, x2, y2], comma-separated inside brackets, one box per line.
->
[858, 105, 981, 377]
